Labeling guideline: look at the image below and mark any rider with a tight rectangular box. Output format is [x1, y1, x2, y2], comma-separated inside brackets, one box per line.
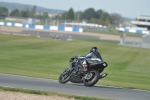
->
[70, 47, 103, 69]
[69, 46, 107, 80]
[83, 47, 103, 68]
[86, 47, 103, 62]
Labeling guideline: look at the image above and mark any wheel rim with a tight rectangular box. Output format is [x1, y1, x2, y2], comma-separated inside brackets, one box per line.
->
[86, 73, 93, 80]
[85, 72, 95, 82]
[60, 70, 70, 81]
[61, 74, 68, 81]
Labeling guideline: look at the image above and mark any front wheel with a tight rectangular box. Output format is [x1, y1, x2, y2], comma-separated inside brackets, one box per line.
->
[59, 68, 71, 84]
[83, 70, 100, 87]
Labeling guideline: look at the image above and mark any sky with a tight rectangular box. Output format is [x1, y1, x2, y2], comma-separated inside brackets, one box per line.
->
[0, 0, 149, 18]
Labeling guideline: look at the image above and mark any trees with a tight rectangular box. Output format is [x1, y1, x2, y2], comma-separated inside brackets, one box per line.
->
[9, 5, 37, 18]
[20, 10, 29, 18]
[0, 5, 123, 27]
[61, 12, 67, 20]
[110, 13, 123, 27]
[81, 8, 112, 26]
[0, 6, 8, 19]
[10, 9, 19, 16]
[42, 12, 49, 20]
[10, 9, 29, 18]
[82, 8, 97, 20]
[99, 11, 111, 25]
[67, 8, 74, 21]
[30, 5, 36, 18]
[58, 7, 123, 26]
[96, 9, 103, 19]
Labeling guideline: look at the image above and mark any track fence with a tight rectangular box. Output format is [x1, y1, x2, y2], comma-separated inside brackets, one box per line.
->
[119, 34, 150, 49]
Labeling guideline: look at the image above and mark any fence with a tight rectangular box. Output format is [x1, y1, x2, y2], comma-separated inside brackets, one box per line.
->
[0, 22, 83, 33]
[141, 35, 150, 48]
[119, 34, 150, 48]
[116, 27, 150, 35]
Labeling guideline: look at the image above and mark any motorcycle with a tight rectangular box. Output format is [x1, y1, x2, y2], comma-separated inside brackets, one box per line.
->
[59, 55, 108, 87]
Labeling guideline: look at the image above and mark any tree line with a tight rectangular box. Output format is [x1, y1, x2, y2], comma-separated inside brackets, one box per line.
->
[57, 8, 123, 26]
[0, 5, 122, 26]
[0, 5, 49, 21]
[0, 6, 8, 19]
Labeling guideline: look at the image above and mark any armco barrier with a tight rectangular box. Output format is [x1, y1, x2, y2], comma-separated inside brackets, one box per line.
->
[64, 22, 107, 28]
[116, 27, 150, 35]
[0, 22, 83, 32]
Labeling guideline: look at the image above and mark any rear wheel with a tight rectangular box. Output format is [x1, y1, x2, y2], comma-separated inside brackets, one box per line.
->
[83, 70, 100, 87]
[59, 68, 71, 84]
[69, 75, 83, 83]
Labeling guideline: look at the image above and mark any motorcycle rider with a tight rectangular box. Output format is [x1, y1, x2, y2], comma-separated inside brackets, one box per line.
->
[70, 47, 103, 69]
[59, 47, 107, 84]
[69, 46, 107, 82]
[86, 46, 103, 62]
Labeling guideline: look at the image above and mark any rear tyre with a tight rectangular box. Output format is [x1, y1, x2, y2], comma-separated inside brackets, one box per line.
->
[83, 70, 100, 87]
[69, 75, 83, 83]
[59, 68, 71, 84]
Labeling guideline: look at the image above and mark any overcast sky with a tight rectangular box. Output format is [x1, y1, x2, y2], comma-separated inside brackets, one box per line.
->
[0, 0, 149, 18]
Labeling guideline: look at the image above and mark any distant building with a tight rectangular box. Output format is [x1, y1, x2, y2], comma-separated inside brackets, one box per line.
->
[131, 15, 150, 31]
[116, 15, 150, 34]
[5, 17, 27, 22]
[5, 17, 37, 24]
[36, 12, 57, 18]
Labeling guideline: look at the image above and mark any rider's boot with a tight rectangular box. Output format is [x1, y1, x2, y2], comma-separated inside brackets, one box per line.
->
[99, 73, 107, 79]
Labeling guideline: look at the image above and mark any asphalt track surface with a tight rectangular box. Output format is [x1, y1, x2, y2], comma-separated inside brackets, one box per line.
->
[21, 30, 100, 40]
[1, 26, 121, 41]
[0, 74, 150, 100]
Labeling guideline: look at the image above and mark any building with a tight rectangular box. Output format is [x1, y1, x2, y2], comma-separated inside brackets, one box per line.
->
[116, 15, 150, 34]
[5, 17, 38, 24]
[5, 17, 27, 23]
[131, 15, 150, 31]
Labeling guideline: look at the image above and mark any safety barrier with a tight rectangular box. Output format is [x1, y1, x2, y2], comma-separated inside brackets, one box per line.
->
[116, 27, 149, 34]
[0, 22, 83, 32]
[64, 22, 107, 28]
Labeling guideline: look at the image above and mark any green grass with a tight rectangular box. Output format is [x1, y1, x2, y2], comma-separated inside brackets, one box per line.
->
[85, 27, 142, 37]
[0, 34, 150, 91]
[0, 86, 108, 100]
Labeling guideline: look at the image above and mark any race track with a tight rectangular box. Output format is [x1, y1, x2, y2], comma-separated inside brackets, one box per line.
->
[1, 26, 120, 41]
[21, 30, 100, 40]
[0, 74, 149, 100]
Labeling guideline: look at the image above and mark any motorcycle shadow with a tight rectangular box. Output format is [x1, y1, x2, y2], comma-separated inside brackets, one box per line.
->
[66, 80, 128, 91]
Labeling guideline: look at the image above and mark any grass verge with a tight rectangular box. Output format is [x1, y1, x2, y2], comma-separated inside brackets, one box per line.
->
[84, 27, 142, 37]
[0, 86, 109, 100]
[0, 34, 150, 91]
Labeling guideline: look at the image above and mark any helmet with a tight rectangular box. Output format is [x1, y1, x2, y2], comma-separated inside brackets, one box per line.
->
[90, 47, 98, 53]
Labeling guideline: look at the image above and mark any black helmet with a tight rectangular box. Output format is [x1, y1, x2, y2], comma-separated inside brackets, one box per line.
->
[90, 47, 98, 53]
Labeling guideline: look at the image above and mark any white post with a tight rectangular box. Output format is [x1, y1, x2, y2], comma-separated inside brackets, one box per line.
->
[65, 20, 66, 27]
[46, 19, 47, 25]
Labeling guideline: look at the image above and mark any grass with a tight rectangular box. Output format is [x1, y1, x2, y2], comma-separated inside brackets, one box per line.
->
[0, 34, 150, 91]
[0, 86, 109, 100]
[84, 27, 142, 37]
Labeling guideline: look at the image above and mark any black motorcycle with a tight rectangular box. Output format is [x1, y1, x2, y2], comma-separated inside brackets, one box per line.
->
[59, 55, 108, 87]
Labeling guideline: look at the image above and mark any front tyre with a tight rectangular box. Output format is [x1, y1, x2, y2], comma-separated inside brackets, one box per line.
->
[83, 70, 100, 87]
[59, 68, 71, 84]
